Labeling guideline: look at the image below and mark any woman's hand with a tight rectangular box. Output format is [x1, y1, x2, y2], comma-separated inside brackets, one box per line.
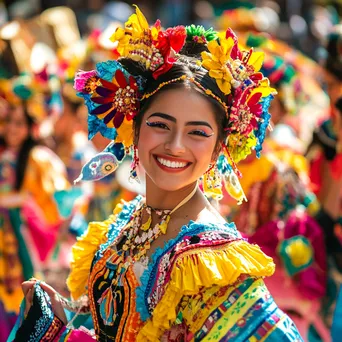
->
[22, 279, 68, 325]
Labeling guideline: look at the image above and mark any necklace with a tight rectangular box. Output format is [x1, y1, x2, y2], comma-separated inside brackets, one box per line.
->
[97, 185, 198, 326]
[106, 184, 198, 287]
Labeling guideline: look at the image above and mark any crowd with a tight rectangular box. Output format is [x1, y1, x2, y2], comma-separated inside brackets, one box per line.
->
[0, 1, 341, 341]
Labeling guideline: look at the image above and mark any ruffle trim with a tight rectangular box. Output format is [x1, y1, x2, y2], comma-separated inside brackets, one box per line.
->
[67, 196, 142, 299]
[67, 215, 116, 300]
[136, 221, 240, 321]
[66, 201, 126, 300]
[137, 240, 275, 341]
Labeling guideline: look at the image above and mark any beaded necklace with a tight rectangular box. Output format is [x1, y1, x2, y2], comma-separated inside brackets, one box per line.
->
[107, 185, 198, 287]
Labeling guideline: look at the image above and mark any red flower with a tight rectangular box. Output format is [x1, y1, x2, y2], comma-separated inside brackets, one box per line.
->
[90, 69, 139, 128]
[225, 28, 242, 60]
[153, 26, 186, 79]
[250, 72, 263, 83]
[228, 88, 262, 135]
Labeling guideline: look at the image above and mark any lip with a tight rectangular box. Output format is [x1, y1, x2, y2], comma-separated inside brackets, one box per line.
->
[153, 154, 192, 173]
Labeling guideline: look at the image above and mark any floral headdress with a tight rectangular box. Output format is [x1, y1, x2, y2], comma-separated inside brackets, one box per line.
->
[74, 6, 276, 203]
[11, 68, 63, 123]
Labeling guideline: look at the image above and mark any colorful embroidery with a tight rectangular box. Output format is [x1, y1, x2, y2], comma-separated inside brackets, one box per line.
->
[136, 221, 241, 321]
[180, 278, 303, 342]
[11, 198, 302, 341]
[27, 285, 57, 341]
[87, 198, 144, 341]
[87, 198, 247, 340]
[41, 315, 65, 341]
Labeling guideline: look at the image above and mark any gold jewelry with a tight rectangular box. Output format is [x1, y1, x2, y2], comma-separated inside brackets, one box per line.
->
[203, 164, 223, 200]
[142, 75, 229, 117]
[141, 75, 187, 100]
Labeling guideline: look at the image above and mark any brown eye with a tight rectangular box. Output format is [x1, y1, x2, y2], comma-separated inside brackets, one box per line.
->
[146, 121, 169, 130]
[189, 130, 213, 138]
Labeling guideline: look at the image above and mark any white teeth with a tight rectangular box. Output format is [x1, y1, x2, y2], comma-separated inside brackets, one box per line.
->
[157, 157, 187, 169]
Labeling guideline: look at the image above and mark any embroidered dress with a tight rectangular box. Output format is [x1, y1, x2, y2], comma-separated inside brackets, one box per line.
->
[10, 198, 303, 341]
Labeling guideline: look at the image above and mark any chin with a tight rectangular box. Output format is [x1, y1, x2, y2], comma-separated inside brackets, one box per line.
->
[147, 173, 199, 193]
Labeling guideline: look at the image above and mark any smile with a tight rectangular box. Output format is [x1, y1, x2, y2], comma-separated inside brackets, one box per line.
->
[154, 155, 191, 172]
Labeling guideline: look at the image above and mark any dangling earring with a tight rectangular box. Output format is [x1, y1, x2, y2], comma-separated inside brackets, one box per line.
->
[130, 145, 140, 183]
[203, 163, 223, 200]
[222, 165, 247, 205]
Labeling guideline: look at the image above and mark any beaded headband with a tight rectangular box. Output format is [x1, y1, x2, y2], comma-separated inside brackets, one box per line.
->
[74, 6, 276, 204]
[141, 74, 229, 116]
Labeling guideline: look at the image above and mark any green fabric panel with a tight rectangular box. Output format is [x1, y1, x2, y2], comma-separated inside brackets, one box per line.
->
[9, 208, 34, 280]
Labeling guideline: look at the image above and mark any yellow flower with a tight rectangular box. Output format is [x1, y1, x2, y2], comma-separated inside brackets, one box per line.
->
[249, 78, 277, 100]
[127, 5, 149, 33]
[248, 51, 264, 73]
[151, 24, 161, 40]
[111, 27, 130, 56]
[115, 117, 134, 147]
[110, 5, 149, 56]
[227, 133, 257, 164]
[201, 36, 235, 94]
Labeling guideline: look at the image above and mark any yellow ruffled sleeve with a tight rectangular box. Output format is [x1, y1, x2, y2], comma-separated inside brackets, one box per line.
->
[67, 202, 123, 300]
[137, 240, 275, 341]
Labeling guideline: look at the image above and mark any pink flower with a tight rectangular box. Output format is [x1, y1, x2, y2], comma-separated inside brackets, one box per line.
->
[74, 70, 98, 93]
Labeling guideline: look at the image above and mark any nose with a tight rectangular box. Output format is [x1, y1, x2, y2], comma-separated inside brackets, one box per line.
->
[164, 131, 186, 155]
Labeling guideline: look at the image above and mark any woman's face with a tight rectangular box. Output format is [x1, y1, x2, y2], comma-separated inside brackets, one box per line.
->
[4, 106, 30, 148]
[269, 95, 285, 125]
[137, 88, 219, 192]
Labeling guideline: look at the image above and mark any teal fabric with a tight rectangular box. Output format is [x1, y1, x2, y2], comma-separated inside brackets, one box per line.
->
[9, 208, 34, 280]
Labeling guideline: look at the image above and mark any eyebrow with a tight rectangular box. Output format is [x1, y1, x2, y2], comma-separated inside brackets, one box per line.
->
[147, 112, 213, 130]
[148, 112, 176, 122]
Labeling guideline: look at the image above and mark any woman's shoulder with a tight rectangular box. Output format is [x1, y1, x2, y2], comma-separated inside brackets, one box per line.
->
[136, 219, 275, 319]
[136, 219, 276, 340]
[67, 195, 142, 300]
[149, 218, 275, 285]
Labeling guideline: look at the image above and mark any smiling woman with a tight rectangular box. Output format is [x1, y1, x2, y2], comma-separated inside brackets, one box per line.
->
[138, 89, 218, 194]
[11, 6, 304, 342]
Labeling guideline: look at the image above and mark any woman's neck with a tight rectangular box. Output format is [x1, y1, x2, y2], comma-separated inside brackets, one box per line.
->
[145, 177, 198, 210]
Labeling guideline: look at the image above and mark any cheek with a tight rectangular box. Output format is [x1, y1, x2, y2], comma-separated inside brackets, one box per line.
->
[189, 139, 216, 165]
[136, 125, 162, 161]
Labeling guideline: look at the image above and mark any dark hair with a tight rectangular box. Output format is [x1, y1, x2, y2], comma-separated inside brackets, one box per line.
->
[119, 50, 228, 155]
[325, 31, 342, 81]
[0, 104, 38, 190]
[15, 107, 37, 190]
[335, 97, 342, 115]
